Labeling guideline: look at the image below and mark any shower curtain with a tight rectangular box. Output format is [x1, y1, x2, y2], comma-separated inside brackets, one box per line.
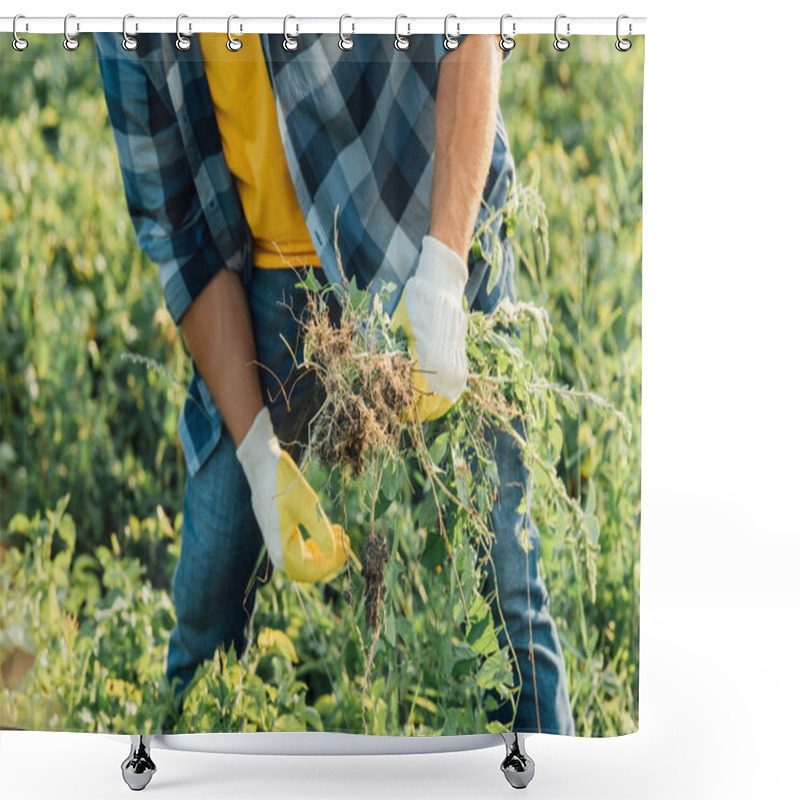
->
[0, 29, 643, 739]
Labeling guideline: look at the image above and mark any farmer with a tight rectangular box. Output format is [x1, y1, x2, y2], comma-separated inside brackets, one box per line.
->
[94, 30, 573, 735]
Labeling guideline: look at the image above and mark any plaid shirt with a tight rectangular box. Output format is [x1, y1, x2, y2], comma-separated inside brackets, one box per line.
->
[94, 32, 517, 474]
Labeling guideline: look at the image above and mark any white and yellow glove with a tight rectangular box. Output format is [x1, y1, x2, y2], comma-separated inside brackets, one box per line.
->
[236, 407, 350, 583]
[391, 235, 469, 421]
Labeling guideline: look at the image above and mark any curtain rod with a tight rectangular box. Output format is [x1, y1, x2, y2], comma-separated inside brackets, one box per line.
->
[2, 16, 646, 37]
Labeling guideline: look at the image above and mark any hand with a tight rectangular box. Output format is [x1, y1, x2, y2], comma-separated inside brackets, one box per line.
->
[391, 235, 469, 421]
[236, 407, 350, 582]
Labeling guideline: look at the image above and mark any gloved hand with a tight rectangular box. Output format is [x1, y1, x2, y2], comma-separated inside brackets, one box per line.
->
[391, 235, 469, 421]
[236, 407, 350, 583]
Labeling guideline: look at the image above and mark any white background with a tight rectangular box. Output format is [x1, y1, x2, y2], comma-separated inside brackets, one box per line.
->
[2, 0, 799, 798]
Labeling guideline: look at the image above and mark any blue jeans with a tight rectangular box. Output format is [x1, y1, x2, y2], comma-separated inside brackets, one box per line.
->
[166, 267, 573, 735]
[478, 425, 574, 735]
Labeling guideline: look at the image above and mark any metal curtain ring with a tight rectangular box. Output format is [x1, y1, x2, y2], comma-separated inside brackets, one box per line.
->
[339, 15, 354, 51]
[615, 14, 632, 51]
[12, 14, 29, 51]
[122, 14, 138, 51]
[227, 15, 243, 51]
[283, 16, 298, 51]
[444, 14, 460, 51]
[63, 13, 79, 51]
[554, 14, 570, 51]
[499, 14, 515, 51]
[394, 14, 410, 51]
[176, 14, 191, 51]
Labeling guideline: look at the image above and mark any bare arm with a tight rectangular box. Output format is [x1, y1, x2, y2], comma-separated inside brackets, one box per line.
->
[430, 35, 503, 262]
[180, 268, 264, 447]
[96, 35, 264, 449]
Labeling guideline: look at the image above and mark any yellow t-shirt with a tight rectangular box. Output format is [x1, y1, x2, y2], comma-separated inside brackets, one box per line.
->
[198, 33, 320, 269]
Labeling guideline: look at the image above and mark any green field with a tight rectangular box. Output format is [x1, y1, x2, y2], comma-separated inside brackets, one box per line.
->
[1, 34, 642, 736]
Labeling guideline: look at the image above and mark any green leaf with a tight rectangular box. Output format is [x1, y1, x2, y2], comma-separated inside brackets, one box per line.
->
[8, 512, 30, 535]
[585, 480, 597, 517]
[583, 513, 600, 546]
[451, 642, 478, 678]
[466, 612, 498, 656]
[257, 628, 299, 664]
[302, 704, 323, 732]
[347, 277, 368, 309]
[428, 432, 449, 466]
[295, 270, 323, 294]
[380, 460, 405, 502]
[548, 424, 563, 456]
[483, 694, 500, 712]
[56, 512, 76, 554]
[476, 650, 510, 690]
[420, 531, 448, 570]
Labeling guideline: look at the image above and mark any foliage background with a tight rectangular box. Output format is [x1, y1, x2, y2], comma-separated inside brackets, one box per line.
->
[0, 34, 642, 737]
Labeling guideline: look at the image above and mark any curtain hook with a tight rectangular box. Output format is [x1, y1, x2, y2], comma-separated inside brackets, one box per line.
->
[12, 14, 29, 51]
[615, 14, 632, 51]
[394, 14, 410, 51]
[443, 14, 460, 51]
[176, 13, 191, 51]
[122, 14, 138, 51]
[499, 14, 515, 51]
[554, 14, 570, 51]
[339, 15, 354, 51]
[227, 15, 243, 51]
[283, 16, 299, 51]
[63, 13, 79, 51]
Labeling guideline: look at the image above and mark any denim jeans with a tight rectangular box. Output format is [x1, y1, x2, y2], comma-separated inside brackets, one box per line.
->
[477, 425, 575, 735]
[165, 267, 574, 735]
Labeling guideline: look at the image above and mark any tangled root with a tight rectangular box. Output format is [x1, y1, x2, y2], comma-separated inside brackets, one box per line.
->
[302, 295, 415, 476]
[361, 530, 388, 635]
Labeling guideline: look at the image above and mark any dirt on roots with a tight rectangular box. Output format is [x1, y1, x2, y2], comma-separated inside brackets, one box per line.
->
[302, 295, 416, 477]
[361, 530, 388, 635]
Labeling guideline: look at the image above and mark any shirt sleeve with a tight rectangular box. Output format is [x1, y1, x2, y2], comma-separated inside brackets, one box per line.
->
[94, 33, 224, 325]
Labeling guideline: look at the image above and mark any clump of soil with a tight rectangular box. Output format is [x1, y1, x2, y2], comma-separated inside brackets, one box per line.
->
[361, 530, 388, 635]
[301, 292, 416, 477]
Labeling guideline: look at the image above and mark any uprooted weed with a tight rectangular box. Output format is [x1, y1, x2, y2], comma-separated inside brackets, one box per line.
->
[287, 266, 624, 613]
[274, 250, 629, 733]
[360, 529, 388, 635]
[299, 279, 416, 478]
[289, 273, 420, 708]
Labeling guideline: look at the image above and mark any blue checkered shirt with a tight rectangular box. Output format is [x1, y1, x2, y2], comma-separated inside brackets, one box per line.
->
[94, 32, 517, 474]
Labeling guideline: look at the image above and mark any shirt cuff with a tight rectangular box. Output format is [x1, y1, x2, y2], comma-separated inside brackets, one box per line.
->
[160, 245, 225, 325]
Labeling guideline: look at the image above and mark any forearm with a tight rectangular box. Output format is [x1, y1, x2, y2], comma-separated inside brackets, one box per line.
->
[180, 268, 264, 447]
[430, 35, 503, 262]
